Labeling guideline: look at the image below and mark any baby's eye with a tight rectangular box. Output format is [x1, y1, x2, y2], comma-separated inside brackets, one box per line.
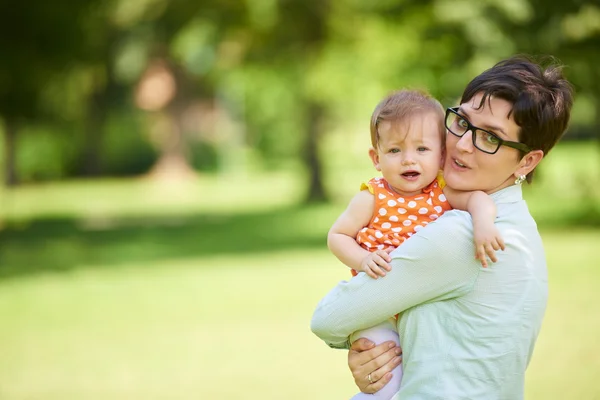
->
[389, 148, 400, 153]
[417, 147, 428, 152]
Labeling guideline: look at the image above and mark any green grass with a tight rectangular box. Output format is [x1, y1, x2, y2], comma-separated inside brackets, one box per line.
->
[0, 141, 599, 399]
[0, 232, 599, 400]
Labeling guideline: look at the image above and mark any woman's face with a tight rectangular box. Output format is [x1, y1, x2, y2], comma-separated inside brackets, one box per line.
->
[443, 93, 529, 194]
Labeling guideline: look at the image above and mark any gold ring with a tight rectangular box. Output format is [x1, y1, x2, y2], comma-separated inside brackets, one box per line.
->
[368, 373, 373, 384]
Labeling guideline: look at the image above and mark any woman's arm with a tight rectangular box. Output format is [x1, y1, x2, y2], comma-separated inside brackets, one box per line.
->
[311, 211, 480, 349]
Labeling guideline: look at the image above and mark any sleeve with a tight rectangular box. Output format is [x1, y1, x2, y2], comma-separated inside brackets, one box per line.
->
[310, 210, 480, 349]
[360, 182, 375, 194]
[436, 171, 446, 190]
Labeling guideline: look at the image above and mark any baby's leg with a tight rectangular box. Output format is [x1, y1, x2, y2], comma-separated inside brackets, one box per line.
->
[349, 319, 402, 400]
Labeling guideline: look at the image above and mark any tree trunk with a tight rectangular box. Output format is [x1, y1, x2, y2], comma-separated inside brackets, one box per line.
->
[3, 118, 18, 186]
[80, 90, 106, 176]
[147, 107, 195, 181]
[303, 102, 328, 203]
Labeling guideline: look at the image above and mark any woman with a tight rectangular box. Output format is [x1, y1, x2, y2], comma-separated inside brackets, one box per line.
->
[311, 56, 573, 399]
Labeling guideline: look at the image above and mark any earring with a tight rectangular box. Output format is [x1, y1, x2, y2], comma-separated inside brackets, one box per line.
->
[514, 174, 526, 185]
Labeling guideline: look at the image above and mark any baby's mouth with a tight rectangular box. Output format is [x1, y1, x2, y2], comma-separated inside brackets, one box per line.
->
[402, 171, 420, 177]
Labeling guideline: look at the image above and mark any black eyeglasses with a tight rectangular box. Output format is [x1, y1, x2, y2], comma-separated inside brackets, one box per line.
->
[445, 107, 531, 154]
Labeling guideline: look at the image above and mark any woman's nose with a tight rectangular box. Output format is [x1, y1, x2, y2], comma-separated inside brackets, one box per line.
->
[455, 131, 475, 153]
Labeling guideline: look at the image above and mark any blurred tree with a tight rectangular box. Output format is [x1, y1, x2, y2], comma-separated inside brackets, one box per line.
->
[505, 0, 600, 135]
[0, 1, 92, 185]
[1, 0, 598, 193]
[241, 1, 333, 202]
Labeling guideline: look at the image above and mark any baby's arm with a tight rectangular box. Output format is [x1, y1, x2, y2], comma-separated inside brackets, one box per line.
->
[443, 187, 506, 267]
[328, 190, 393, 279]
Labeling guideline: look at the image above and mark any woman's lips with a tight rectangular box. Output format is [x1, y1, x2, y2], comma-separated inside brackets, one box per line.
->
[452, 157, 470, 169]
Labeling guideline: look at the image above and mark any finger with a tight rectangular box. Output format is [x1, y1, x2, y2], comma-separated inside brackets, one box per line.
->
[498, 238, 506, 251]
[350, 338, 375, 352]
[476, 247, 486, 264]
[486, 245, 498, 263]
[491, 240, 501, 251]
[373, 257, 391, 273]
[375, 254, 392, 271]
[476, 249, 488, 268]
[368, 261, 386, 277]
[349, 341, 396, 367]
[363, 354, 402, 392]
[378, 250, 392, 262]
[365, 267, 378, 280]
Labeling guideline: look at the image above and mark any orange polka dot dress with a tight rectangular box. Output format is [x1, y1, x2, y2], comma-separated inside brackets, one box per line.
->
[352, 174, 452, 276]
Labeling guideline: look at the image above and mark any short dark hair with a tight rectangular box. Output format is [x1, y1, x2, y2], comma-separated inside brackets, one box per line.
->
[370, 89, 445, 148]
[460, 55, 574, 183]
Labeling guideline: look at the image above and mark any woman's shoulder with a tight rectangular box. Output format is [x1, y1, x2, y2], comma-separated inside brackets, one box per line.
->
[425, 209, 475, 237]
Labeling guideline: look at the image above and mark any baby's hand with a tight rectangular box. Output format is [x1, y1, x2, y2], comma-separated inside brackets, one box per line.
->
[474, 223, 506, 268]
[359, 248, 394, 279]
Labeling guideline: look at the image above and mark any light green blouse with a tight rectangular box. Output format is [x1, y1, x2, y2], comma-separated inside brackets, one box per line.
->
[311, 184, 548, 399]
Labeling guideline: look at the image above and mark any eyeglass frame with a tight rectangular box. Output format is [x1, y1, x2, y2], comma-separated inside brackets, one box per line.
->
[445, 107, 532, 154]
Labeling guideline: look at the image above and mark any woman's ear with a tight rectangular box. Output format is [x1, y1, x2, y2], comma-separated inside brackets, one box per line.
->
[515, 149, 544, 178]
[368, 147, 381, 171]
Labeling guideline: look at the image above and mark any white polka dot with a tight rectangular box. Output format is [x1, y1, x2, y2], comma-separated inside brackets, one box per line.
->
[403, 220, 412, 226]
[387, 199, 397, 207]
[434, 206, 443, 213]
[415, 196, 424, 201]
[426, 198, 433, 205]
[377, 244, 385, 250]
[392, 227, 402, 233]
[418, 207, 428, 214]
[430, 214, 439, 220]
[414, 225, 423, 232]
[381, 222, 392, 229]
[408, 215, 417, 221]
[438, 194, 447, 202]
[368, 235, 376, 241]
[375, 231, 383, 238]
[363, 242, 372, 248]
[378, 193, 387, 200]
[384, 240, 392, 245]
[389, 215, 399, 222]
[407, 201, 417, 208]
[407, 232, 413, 237]
[398, 208, 407, 214]
[360, 227, 368, 232]
[373, 217, 379, 223]
[398, 198, 405, 203]
[379, 208, 387, 216]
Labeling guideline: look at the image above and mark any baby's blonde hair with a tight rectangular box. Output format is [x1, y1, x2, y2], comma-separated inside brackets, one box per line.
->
[370, 89, 445, 148]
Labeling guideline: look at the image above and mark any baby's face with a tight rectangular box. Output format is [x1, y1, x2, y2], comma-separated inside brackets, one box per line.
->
[370, 112, 444, 197]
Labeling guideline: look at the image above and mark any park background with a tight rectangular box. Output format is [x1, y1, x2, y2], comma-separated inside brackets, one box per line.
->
[1, 1, 599, 399]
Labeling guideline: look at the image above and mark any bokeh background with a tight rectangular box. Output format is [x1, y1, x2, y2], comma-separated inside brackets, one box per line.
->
[1, 1, 599, 399]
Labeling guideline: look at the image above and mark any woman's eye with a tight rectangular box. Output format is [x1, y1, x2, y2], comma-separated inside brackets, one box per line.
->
[485, 132, 500, 144]
[458, 118, 469, 129]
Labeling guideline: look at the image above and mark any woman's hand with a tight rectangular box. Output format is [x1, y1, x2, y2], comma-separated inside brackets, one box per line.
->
[348, 338, 402, 393]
